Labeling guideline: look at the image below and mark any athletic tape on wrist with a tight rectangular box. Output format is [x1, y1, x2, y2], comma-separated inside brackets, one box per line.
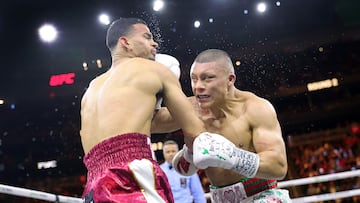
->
[182, 145, 193, 163]
[233, 149, 260, 178]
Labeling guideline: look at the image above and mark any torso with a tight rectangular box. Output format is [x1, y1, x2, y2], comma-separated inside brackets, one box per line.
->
[191, 90, 257, 186]
[80, 58, 162, 153]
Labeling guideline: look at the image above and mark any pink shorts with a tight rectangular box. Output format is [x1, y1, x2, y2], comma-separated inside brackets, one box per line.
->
[82, 133, 174, 203]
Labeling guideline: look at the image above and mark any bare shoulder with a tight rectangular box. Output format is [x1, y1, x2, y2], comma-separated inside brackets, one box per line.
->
[238, 90, 277, 121]
[128, 57, 175, 78]
[82, 73, 107, 100]
[238, 90, 273, 108]
[129, 57, 163, 70]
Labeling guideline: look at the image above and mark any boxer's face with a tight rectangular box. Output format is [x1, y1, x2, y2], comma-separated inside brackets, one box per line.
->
[191, 61, 229, 108]
[126, 24, 158, 60]
[163, 144, 179, 164]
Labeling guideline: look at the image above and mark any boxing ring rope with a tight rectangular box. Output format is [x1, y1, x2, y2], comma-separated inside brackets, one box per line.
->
[0, 169, 359, 202]
[278, 169, 360, 203]
[278, 169, 360, 188]
[0, 184, 82, 203]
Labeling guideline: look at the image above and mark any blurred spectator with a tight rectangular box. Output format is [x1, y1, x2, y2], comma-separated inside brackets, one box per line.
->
[160, 140, 206, 203]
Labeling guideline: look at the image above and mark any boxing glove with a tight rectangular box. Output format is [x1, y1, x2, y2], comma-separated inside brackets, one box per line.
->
[154, 53, 181, 109]
[172, 144, 198, 176]
[193, 132, 260, 178]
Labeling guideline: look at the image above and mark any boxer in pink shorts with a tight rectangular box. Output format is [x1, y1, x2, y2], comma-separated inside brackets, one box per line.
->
[80, 17, 210, 202]
[83, 133, 173, 203]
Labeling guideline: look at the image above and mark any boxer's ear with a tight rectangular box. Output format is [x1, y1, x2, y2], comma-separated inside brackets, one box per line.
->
[119, 36, 130, 48]
[228, 74, 236, 84]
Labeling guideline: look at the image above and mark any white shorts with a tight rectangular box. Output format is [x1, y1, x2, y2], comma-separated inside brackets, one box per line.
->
[210, 178, 291, 203]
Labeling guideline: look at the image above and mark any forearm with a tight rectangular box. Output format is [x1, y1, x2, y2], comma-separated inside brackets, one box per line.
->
[151, 108, 181, 133]
[256, 151, 288, 180]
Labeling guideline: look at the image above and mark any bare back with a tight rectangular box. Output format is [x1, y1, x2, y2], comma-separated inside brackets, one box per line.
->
[80, 58, 163, 153]
[81, 57, 205, 153]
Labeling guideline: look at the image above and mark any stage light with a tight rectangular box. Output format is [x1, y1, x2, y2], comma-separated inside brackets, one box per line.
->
[38, 24, 58, 43]
[37, 160, 57, 169]
[96, 59, 102, 68]
[194, 20, 201, 28]
[99, 14, 110, 25]
[153, 0, 164, 11]
[83, 62, 88, 71]
[257, 2, 267, 13]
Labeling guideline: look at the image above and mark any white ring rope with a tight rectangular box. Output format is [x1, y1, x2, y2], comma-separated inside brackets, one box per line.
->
[278, 169, 360, 188]
[0, 169, 359, 202]
[0, 183, 82, 203]
[291, 189, 360, 203]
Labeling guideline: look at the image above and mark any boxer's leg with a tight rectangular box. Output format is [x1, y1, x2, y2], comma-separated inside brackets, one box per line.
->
[129, 159, 172, 203]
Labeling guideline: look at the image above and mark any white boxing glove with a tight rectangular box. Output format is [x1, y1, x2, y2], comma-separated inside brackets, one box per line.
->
[155, 53, 181, 79]
[193, 132, 260, 178]
[172, 144, 198, 176]
[155, 53, 181, 109]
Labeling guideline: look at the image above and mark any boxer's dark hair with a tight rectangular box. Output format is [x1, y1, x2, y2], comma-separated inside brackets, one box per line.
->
[106, 17, 147, 52]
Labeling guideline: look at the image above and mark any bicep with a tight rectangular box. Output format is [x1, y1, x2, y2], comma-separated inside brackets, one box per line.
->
[250, 100, 285, 154]
[252, 120, 285, 154]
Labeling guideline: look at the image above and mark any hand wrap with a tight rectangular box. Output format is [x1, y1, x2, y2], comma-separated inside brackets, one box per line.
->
[193, 132, 259, 178]
[172, 144, 197, 176]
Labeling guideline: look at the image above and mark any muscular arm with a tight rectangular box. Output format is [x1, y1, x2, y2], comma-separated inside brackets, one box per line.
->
[151, 96, 197, 133]
[248, 98, 288, 180]
[151, 107, 180, 133]
[157, 66, 205, 148]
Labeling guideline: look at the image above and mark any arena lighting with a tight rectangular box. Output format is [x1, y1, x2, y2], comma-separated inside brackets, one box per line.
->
[37, 160, 57, 169]
[194, 20, 201, 28]
[38, 24, 58, 43]
[49, 72, 76, 87]
[96, 59, 102, 68]
[98, 14, 110, 25]
[151, 142, 163, 151]
[0, 99, 4, 105]
[153, 0, 164, 11]
[256, 2, 267, 13]
[307, 78, 339, 92]
[82, 62, 88, 71]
